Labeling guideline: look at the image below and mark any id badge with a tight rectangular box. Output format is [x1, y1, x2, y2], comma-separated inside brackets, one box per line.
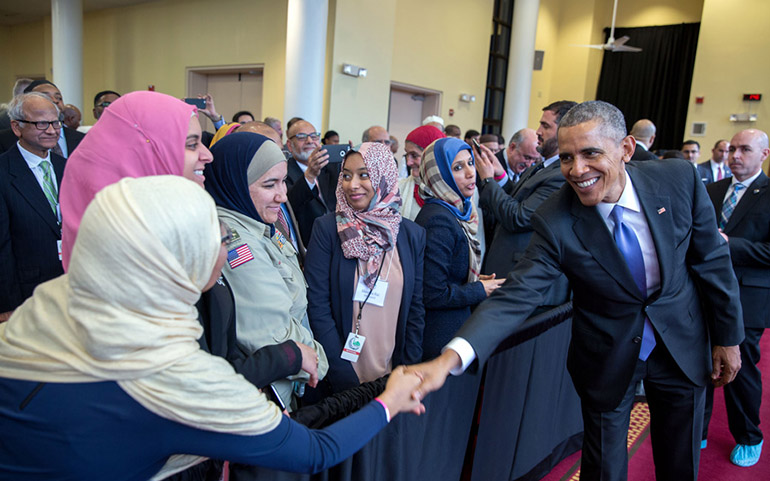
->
[57, 240, 62, 261]
[341, 332, 366, 362]
[352, 278, 389, 307]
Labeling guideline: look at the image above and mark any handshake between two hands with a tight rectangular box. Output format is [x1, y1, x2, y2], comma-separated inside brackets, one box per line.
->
[378, 350, 462, 419]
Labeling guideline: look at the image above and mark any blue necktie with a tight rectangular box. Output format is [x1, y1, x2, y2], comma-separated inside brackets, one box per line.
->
[611, 205, 656, 360]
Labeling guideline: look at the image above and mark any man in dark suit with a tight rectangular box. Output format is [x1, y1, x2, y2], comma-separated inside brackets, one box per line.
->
[629, 119, 658, 160]
[706, 129, 769, 467]
[479, 100, 576, 307]
[494, 127, 540, 184]
[698, 139, 732, 184]
[411, 101, 744, 481]
[0, 93, 67, 320]
[284, 119, 340, 246]
[0, 80, 84, 157]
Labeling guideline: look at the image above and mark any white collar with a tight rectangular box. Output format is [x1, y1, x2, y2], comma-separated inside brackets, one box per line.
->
[596, 170, 640, 220]
[17, 141, 51, 168]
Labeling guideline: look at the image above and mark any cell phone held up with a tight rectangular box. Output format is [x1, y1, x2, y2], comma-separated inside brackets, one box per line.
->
[470, 137, 481, 152]
[322, 144, 351, 164]
[183, 98, 207, 109]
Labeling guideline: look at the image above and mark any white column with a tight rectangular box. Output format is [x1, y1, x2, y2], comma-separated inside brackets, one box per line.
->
[284, 0, 328, 130]
[501, 0, 540, 137]
[51, 0, 83, 111]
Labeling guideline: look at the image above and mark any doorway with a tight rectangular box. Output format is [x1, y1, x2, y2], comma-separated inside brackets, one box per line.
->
[388, 81, 442, 159]
[187, 65, 264, 132]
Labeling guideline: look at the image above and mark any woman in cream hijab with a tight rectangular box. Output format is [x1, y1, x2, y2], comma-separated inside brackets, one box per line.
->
[0, 175, 423, 480]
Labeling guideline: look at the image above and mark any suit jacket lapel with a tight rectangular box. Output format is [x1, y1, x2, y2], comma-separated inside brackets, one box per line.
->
[571, 199, 643, 300]
[8, 147, 60, 234]
[629, 167, 673, 292]
[724, 173, 768, 233]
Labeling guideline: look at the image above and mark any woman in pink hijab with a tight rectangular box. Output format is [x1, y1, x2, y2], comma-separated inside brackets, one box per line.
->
[60, 90, 212, 270]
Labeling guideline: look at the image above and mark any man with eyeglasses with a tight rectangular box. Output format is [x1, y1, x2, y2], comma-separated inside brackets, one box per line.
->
[93, 90, 121, 122]
[0, 80, 85, 157]
[285, 119, 338, 246]
[0, 92, 67, 321]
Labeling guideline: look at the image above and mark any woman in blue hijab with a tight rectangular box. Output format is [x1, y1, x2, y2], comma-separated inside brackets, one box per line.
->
[414, 138, 505, 359]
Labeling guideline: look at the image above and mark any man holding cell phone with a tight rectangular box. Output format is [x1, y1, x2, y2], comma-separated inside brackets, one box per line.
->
[285, 119, 341, 246]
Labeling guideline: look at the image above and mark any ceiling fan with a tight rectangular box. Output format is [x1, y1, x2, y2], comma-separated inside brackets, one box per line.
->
[573, 0, 642, 53]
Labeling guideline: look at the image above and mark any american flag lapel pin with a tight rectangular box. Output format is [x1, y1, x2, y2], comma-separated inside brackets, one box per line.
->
[657, 207, 666, 215]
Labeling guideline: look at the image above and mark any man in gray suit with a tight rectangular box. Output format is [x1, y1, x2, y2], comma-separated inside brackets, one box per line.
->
[478, 100, 576, 308]
[411, 101, 743, 481]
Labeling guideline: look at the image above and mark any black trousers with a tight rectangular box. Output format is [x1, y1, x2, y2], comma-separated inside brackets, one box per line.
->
[580, 341, 705, 481]
[724, 327, 765, 446]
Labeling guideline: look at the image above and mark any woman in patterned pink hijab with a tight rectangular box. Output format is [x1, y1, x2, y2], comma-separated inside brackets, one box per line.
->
[59, 91, 210, 270]
[304, 142, 426, 393]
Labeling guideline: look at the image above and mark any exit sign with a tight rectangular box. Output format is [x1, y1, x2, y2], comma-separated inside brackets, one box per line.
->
[743, 94, 762, 101]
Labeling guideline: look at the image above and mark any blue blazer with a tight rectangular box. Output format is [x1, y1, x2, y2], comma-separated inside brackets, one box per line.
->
[305, 212, 425, 393]
[0, 145, 65, 311]
[414, 203, 486, 359]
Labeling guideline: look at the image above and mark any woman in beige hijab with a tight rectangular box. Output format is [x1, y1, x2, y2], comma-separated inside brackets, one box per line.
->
[0, 175, 423, 480]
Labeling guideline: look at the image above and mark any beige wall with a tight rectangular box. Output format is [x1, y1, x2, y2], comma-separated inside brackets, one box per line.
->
[529, 0, 703, 129]
[687, 0, 770, 173]
[1, 0, 288, 125]
[390, 0, 495, 136]
[325, 0, 397, 142]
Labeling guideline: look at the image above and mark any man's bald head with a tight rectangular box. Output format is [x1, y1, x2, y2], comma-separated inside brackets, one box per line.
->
[239, 121, 282, 145]
[629, 119, 656, 149]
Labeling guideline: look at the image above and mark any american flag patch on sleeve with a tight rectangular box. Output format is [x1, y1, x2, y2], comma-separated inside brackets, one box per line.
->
[227, 244, 254, 268]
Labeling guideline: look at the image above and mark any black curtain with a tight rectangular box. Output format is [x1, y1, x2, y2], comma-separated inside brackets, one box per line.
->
[596, 23, 700, 150]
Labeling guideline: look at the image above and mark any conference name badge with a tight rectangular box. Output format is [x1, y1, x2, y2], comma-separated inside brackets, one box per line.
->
[353, 278, 389, 307]
[57, 240, 62, 261]
[341, 333, 366, 362]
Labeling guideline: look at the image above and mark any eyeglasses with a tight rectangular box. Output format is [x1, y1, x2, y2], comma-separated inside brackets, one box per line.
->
[219, 221, 235, 245]
[289, 132, 321, 142]
[15, 119, 62, 131]
[95, 101, 112, 109]
[371, 139, 392, 146]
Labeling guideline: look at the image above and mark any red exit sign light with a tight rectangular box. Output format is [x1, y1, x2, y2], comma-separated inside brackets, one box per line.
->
[743, 94, 762, 101]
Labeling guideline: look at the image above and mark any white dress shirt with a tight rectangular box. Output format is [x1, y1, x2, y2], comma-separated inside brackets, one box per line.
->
[445, 170, 660, 374]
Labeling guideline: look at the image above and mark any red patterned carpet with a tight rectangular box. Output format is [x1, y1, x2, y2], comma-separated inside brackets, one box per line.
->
[540, 333, 770, 480]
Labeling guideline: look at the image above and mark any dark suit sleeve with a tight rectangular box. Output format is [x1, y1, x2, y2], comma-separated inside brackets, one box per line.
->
[401, 221, 426, 365]
[304, 216, 360, 392]
[0, 186, 22, 312]
[421, 213, 486, 309]
[455, 210, 564, 367]
[478, 170, 560, 233]
[724, 181, 770, 267]
[684, 166, 745, 347]
[230, 341, 303, 389]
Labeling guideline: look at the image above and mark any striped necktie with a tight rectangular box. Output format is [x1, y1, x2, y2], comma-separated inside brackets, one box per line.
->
[276, 206, 292, 242]
[39, 160, 59, 217]
[719, 183, 745, 230]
